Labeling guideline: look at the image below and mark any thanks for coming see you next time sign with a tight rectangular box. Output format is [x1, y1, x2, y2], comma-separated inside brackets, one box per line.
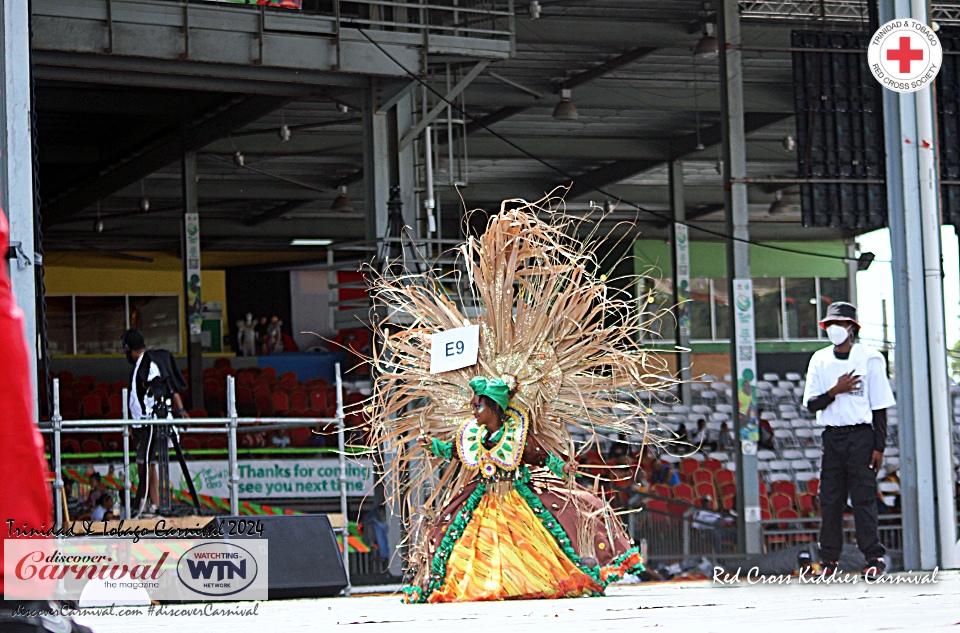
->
[868, 18, 942, 93]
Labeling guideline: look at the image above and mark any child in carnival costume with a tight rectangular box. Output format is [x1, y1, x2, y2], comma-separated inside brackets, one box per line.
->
[368, 198, 673, 603]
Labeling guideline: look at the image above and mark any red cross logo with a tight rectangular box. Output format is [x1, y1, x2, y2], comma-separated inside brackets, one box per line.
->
[887, 36, 924, 73]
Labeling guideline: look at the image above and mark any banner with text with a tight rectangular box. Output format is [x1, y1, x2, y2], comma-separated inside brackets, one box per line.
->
[170, 458, 374, 499]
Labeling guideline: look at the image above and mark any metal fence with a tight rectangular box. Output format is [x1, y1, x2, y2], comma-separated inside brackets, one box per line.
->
[625, 494, 907, 566]
[38, 363, 356, 592]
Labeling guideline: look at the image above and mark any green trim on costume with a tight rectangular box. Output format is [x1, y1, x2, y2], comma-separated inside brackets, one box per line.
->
[512, 468, 603, 588]
[429, 438, 453, 460]
[404, 481, 488, 603]
[545, 453, 566, 478]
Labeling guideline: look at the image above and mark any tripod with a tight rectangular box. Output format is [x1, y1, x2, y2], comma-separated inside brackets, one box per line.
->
[133, 392, 201, 518]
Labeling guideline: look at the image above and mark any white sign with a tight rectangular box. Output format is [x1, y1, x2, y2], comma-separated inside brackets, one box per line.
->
[745, 506, 762, 524]
[733, 279, 760, 443]
[429, 324, 480, 374]
[868, 18, 942, 93]
[168, 458, 374, 499]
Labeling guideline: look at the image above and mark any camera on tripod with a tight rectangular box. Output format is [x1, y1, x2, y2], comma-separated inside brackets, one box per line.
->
[146, 376, 173, 419]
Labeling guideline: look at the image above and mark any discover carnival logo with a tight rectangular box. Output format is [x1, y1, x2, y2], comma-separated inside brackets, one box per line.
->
[868, 18, 942, 93]
[177, 542, 259, 597]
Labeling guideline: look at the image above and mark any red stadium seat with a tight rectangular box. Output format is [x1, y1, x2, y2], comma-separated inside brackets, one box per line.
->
[651, 483, 673, 499]
[770, 492, 793, 514]
[309, 390, 328, 412]
[272, 392, 290, 415]
[797, 492, 816, 516]
[772, 480, 797, 500]
[214, 358, 232, 370]
[62, 438, 81, 454]
[80, 395, 103, 419]
[81, 439, 103, 454]
[694, 481, 716, 501]
[290, 390, 309, 411]
[719, 482, 737, 499]
[673, 483, 694, 503]
[715, 469, 735, 487]
[701, 458, 722, 474]
[693, 469, 714, 486]
[256, 394, 274, 416]
[806, 478, 820, 496]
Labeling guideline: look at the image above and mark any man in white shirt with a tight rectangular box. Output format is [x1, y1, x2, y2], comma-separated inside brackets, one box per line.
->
[802, 302, 895, 577]
[123, 329, 189, 517]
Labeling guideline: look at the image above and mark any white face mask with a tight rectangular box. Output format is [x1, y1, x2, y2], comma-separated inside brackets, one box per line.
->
[826, 324, 851, 346]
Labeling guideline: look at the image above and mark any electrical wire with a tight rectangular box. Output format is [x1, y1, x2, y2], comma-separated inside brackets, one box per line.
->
[353, 26, 870, 265]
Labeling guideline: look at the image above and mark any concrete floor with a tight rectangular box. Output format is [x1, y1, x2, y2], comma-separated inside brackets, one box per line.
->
[73, 570, 959, 633]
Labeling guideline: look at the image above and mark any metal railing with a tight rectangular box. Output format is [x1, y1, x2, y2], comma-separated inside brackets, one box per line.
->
[150, 0, 515, 47]
[39, 362, 357, 594]
[626, 492, 907, 565]
[740, 0, 960, 26]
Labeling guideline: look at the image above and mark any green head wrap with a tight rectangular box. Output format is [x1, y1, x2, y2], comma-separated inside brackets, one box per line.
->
[469, 376, 510, 412]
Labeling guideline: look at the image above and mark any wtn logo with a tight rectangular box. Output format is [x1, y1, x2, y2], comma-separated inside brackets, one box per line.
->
[177, 543, 260, 597]
[186, 558, 247, 581]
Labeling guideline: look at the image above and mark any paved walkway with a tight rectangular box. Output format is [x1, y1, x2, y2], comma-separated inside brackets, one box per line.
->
[74, 569, 959, 633]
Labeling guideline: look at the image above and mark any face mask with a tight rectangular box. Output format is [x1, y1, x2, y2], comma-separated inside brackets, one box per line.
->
[826, 324, 850, 346]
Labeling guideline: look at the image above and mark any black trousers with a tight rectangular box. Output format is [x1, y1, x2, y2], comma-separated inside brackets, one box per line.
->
[818, 424, 885, 562]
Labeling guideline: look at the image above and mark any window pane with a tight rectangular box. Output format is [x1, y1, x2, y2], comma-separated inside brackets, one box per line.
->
[75, 297, 126, 354]
[753, 278, 782, 340]
[130, 296, 180, 353]
[46, 296, 73, 355]
[784, 278, 817, 339]
[641, 278, 675, 341]
[819, 278, 850, 328]
[690, 278, 712, 340]
[714, 281, 731, 340]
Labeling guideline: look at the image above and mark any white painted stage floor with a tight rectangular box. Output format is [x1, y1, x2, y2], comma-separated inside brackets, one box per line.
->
[74, 570, 960, 633]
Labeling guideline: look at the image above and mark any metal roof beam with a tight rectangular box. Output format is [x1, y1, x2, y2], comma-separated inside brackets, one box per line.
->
[398, 60, 490, 151]
[463, 47, 661, 137]
[564, 112, 792, 199]
[557, 47, 660, 91]
[244, 200, 317, 227]
[42, 94, 290, 227]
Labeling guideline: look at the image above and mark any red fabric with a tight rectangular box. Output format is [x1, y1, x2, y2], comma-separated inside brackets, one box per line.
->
[0, 211, 52, 594]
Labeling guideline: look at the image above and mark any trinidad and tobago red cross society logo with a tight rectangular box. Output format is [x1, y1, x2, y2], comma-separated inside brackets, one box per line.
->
[868, 18, 942, 93]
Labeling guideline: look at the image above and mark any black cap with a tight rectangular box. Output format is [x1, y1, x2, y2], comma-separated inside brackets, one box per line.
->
[121, 329, 146, 351]
[818, 301, 860, 330]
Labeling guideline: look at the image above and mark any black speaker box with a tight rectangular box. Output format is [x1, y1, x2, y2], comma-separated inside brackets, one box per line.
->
[218, 514, 347, 599]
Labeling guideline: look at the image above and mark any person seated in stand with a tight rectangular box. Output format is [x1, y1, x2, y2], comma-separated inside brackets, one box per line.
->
[649, 454, 681, 487]
[241, 427, 266, 449]
[676, 422, 689, 445]
[82, 472, 108, 514]
[758, 410, 775, 451]
[692, 494, 735, 550]
[716, 421, 735, 451]
[689, 418, 711, 451]
[270, 429, 291, 449]
[90, 494, 116, 522]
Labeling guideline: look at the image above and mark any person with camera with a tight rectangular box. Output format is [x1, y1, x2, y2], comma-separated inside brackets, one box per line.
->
[122, 329, 189, 518]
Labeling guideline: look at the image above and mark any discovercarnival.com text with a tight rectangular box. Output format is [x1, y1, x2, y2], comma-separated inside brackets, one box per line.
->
[13, 603, 260, 618]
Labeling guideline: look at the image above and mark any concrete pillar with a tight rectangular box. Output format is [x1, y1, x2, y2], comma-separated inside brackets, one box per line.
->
[669, 161, 693, 404]
[364, 81, 392, 244]
[718, 0, 762, 555]
[2, 0, 37, 405]
[879, 0, 957, 570]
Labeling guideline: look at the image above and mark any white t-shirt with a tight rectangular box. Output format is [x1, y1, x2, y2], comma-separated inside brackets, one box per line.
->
[90, 505, 108, 521]
[129, 353, 162, 424]
[802, 342, 896, 427]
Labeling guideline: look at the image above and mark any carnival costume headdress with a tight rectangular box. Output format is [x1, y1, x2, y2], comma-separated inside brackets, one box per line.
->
[367, 197, 674, 598]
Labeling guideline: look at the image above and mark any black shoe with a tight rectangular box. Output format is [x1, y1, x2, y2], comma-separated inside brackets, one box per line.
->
[862, 558, 886, 577]
[821, 560, 839, 578]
